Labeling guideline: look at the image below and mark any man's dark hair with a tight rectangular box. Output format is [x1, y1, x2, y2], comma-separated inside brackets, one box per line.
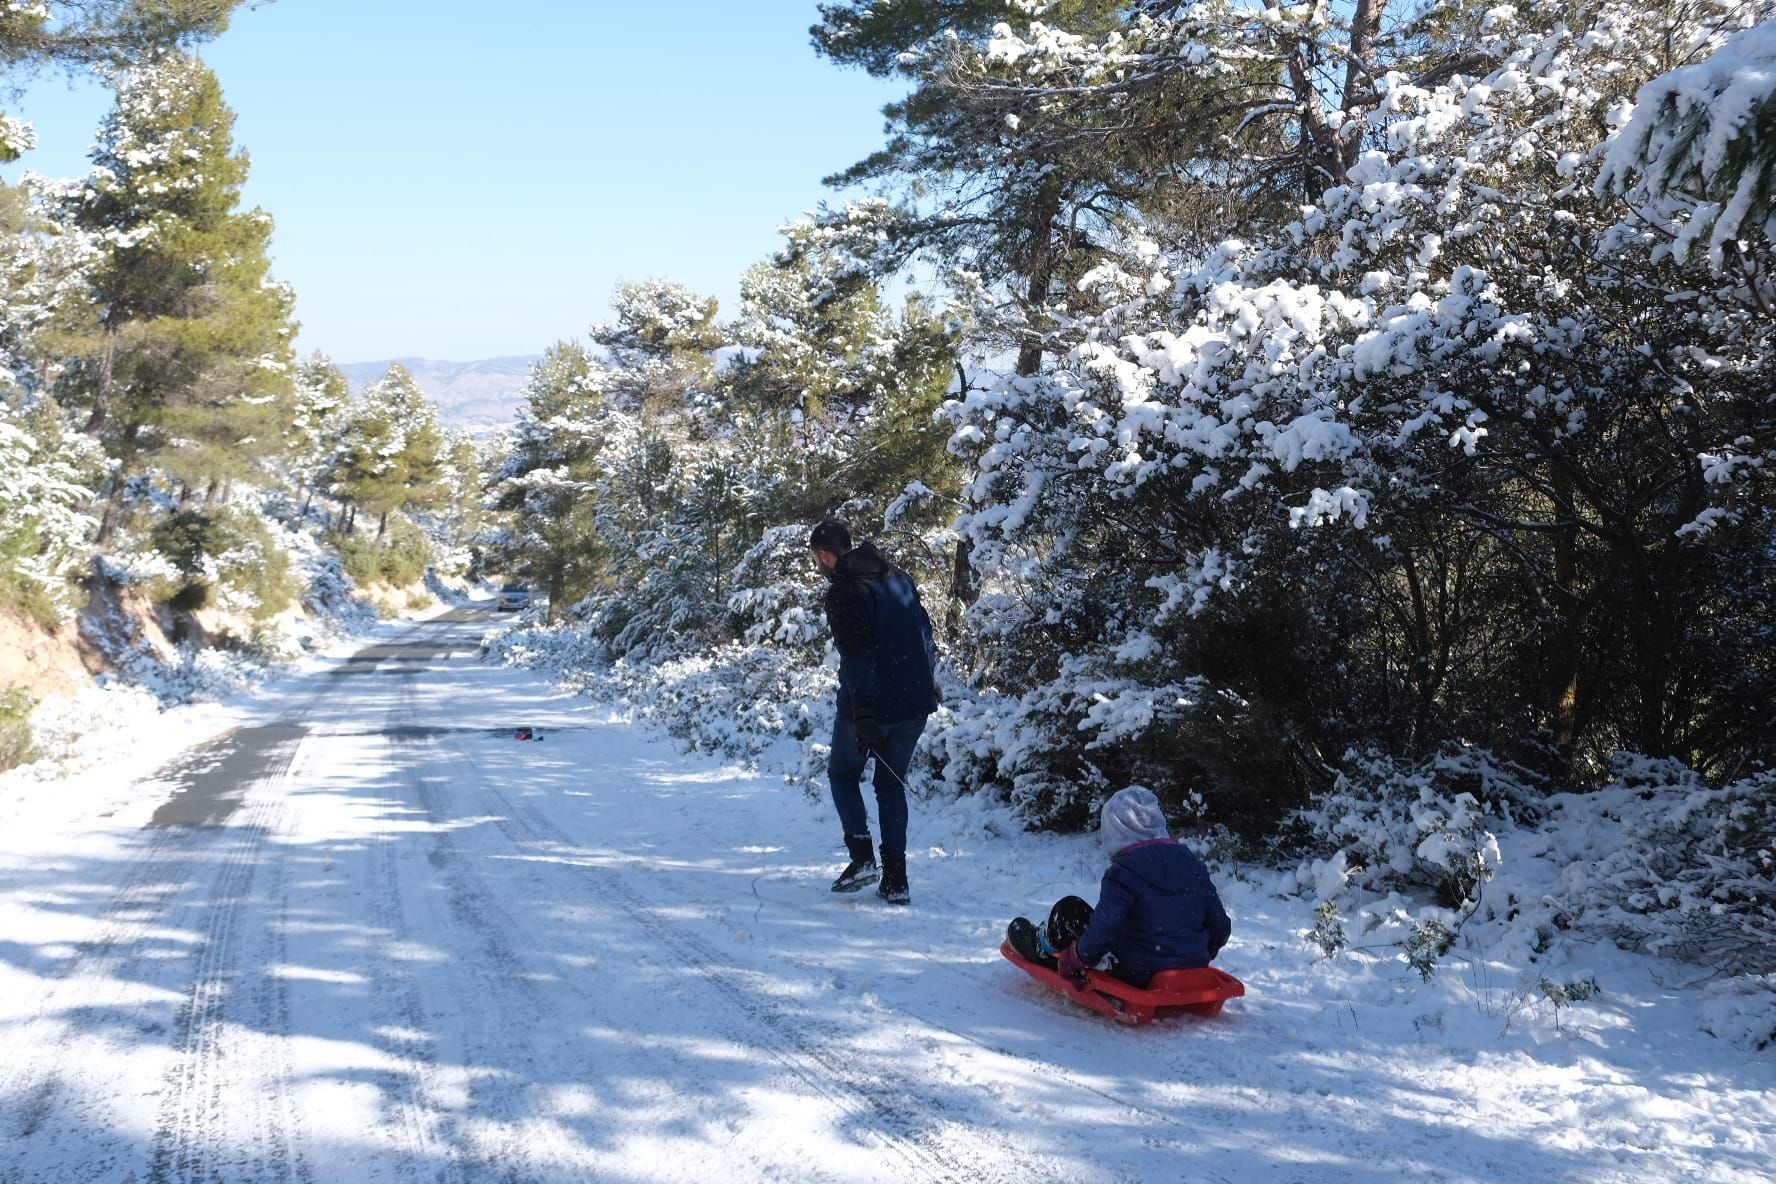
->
[809, 520, 852, 553]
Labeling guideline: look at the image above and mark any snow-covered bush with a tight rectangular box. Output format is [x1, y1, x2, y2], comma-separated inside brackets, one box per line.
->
[726, 525, 829, 652]
[0, 684, 35, 772]
[259, 501, 377, 640]
[488, 614, 835, 766]
[921, 655, 1217, 832]
[332, 517, 433, 590]
[0, 401, 100, 626]
[1286, 746, 1556, 983]
[506, 530, 831, 761]
[1544, 756, 1776, 976]
[1701, 974, 1776, 1051]
[1294, 747, 1524, 909]
[934, 0, 1776, 828]
[630, 643, 835, 761]
[147, 503, 301, 622]
[1294, 749, 1776, 986]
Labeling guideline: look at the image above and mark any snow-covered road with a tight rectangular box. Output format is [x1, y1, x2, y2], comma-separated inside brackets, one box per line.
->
[1, 607, 1771, 1183]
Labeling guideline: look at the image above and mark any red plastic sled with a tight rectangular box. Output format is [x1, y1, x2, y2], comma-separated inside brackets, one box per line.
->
[1000, 941, 1245, 1025]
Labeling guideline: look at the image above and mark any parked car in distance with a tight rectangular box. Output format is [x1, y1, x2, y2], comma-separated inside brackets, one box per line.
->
[495, 584, 532, 612]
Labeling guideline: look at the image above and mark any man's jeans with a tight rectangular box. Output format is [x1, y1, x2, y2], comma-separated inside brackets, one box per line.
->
[829, 710, 926, 856]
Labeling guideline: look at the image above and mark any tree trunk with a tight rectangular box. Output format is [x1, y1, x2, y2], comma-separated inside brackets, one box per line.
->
[548, 569, 566, 624]
[1339, 0, 1386, 178]
[377, 511, 388, 541]
[1273, 0, 1388, 202]
[1545, 466, 1583, 768]
[94, 422, 142, 544]
[1626, 544, 1674, 756]
[1400, 545, 1435, 747]
[950, 178, 1064, 625]
[83, 329, 117, 438]
[1013, 175, 1063, 377]
[96, 480, 129, 545]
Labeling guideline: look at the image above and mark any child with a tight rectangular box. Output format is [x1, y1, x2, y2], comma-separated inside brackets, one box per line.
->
[1007, 786, 1231, 989]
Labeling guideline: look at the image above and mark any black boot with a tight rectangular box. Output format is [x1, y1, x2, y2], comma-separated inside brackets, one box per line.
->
[1007, 917, 1052, 965]
[877, 849, 909, 905]
[1047, 895, 1094, 949]
[831, 834, 879, 893]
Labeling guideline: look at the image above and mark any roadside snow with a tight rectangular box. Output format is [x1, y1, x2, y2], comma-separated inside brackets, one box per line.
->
[0, 604, 449, 831]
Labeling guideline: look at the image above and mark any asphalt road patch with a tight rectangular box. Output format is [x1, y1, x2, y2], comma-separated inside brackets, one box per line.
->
[346, 643, 479, 663]
[147, 724, 307, 828]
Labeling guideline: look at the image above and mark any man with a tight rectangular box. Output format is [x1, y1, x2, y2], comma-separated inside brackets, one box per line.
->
[810, 520, 938, 905]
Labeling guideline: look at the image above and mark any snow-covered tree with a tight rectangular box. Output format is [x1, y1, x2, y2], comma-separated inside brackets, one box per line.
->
[0, 396, 101, 625]
[57, 53, 295, 538]
[0, 175, 100, 404]
[1600, 17, 1776, 273]
[288, 352, 350, 516]
[725, 223, 960, 537]
[2, 0, 240, 165]
[591, 280, 722, 418]
[332, 364, 446, 541]
[485, 343, 612, 610]
[931, 0, 1776, 828]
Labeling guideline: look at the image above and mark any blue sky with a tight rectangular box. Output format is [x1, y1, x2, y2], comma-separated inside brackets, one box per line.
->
[4, 1, 903, 364]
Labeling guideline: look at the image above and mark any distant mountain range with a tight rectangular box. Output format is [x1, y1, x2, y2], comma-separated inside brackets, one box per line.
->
[337, 356, 541, 431]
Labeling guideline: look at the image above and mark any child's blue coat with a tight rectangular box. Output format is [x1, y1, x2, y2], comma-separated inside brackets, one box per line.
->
[1075, 838, 1233, 987]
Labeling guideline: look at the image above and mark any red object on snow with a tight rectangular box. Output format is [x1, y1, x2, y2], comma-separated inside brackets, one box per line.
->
[1000, 941, 1245, 1025]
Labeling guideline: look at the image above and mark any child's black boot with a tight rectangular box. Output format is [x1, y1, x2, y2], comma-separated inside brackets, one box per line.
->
[1007, 916, 1055, 966]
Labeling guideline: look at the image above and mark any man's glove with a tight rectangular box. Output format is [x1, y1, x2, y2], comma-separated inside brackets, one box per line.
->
[853, 702, 886, 754]
[1056, 943, 1090, 991]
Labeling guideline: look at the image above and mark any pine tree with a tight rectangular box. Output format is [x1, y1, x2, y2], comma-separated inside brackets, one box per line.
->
[724, 228, 959, 542]
[1, 1, 236, 74]
[486, 342, 611, 611]
[290, 352, 351, 518]
[590, 280, 722, 418]
[332, 364, 446, 541]
[812, 0, 1132, 375]
[3, 0, 239, 164]
[60, 53, 294, 538]
[1, 175, 101, 404]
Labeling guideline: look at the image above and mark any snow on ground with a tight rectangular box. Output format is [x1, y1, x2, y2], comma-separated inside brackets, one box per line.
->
[0, 600, 437, 835]
[0, 605, 1771, 1182]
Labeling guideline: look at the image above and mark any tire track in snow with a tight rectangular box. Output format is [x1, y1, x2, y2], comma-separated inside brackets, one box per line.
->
[143, 628, 483, 1183]
[387, 669, 603, 1184]
[743, 871, 1245, 1139]
[145, 753, 299, 1184]
[3, 620, 471, 1181]
[134, 628, 461, 1182]
[246, 801, 318, 1184]
[418, 720, 1062, 1184]
[0, 732, 307, 1182]
[355, 681, 474, 1184]
[0, 699, 325, 1126]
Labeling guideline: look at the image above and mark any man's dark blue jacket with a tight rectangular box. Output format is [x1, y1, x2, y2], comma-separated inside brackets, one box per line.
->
[1075, 838, 1233, 987]
[825, 542, 939, 724]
